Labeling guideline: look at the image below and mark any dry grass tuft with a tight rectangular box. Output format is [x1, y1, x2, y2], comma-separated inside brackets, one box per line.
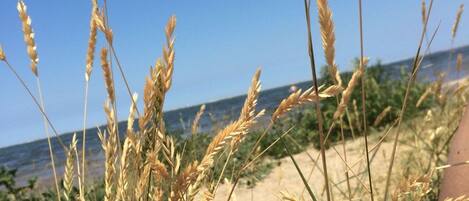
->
[392, 171, 433, 201]
[189, 69, 265, 198]
[5, 1, 469, 201]
[202, 190, 215, 201]
[171, 162, 199, 201]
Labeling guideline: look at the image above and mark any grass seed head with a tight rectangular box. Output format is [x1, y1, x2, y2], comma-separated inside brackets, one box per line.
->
[272, 84, 342, 121]
[192, 104, 206, 135]
[17, 0, 39, 76]
[100, 48, 115, 102]
[0, 45, 5, 61]
[317, 0, 342, 86]
[421, 0, 427, 26]
[85, 19, 97, 81]
[63, 134, 77, 200]
[373, 106, 392, 126]
[456, 53, 463, 72]
[452, 4, 464, 39]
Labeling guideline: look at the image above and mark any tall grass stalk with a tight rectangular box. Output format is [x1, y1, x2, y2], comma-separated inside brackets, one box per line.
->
[81, 81, 90, 190]
[303, 0, 331, 199]
[315, 0, 351, 198]
[281, 139, 318, 201]
[73, 143, 85, 201]
[96, 0, 142, 117]
[212, 149, 234, 196]
[357, 0, 374, 200]
[108, 45, 141, 116]
[339, 121, 352, 200]
[81, 0, 98, 193]
[16, 1, 63, 199]
[36, 77, 62, 201]
[102, 0, 122, 149]
[383, 0, 434, 199]
[2, 59, 64, 201]
[446, 4, 464, 75]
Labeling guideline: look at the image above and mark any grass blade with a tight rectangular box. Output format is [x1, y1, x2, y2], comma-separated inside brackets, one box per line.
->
[281, 139, 318, 201]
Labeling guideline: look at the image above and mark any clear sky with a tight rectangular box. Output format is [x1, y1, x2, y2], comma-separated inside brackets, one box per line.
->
[0, 0, 467, 147]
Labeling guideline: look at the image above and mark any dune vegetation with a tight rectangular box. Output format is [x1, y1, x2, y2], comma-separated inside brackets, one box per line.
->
[0, 0, 468, 200]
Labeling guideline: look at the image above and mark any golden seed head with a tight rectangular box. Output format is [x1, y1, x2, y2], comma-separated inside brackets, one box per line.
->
[0, 45, 5, 61]
[240, 68, 261, 122]
[85, 19, 97, 81]
[127, 93, 138, 132]
[191, 104, 206, 135]
[165, 15, 177, 40]
[333, 60, 367, 120]
[451, 4, 464, 39]
[92, 0, 98, 9]
[416, 87, 432, 108]
[63, 133, 77, 199]
[93, 10, 113, 43]
[373, 106, 392, 126]
[421, 0, 427, 25]
[17, 0, 39, 76]
[101, 48, 115, 102]
[316, 0, 342, 86]
[456, 53, 463, 72]
[162, 16, 177, 92]
[272, 84, 341, 121]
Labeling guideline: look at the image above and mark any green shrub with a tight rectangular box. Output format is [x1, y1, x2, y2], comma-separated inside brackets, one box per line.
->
[0, 166, 42, 200]
[268, 60, 434, 150]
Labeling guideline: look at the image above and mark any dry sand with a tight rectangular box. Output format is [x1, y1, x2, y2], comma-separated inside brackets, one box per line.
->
[211, 132, 409, 201]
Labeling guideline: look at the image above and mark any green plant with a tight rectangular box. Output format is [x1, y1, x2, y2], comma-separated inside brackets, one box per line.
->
[0, 166, 40, 200]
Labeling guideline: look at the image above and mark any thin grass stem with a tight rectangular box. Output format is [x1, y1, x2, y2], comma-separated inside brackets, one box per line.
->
[383, 0, 434, 199]
[303, 0, 331, 199]
[281, 139, 318, 201]
[357, 0, 374, 200]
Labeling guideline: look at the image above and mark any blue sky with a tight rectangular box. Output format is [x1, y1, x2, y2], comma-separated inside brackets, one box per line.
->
[0, 0, 467, 147]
